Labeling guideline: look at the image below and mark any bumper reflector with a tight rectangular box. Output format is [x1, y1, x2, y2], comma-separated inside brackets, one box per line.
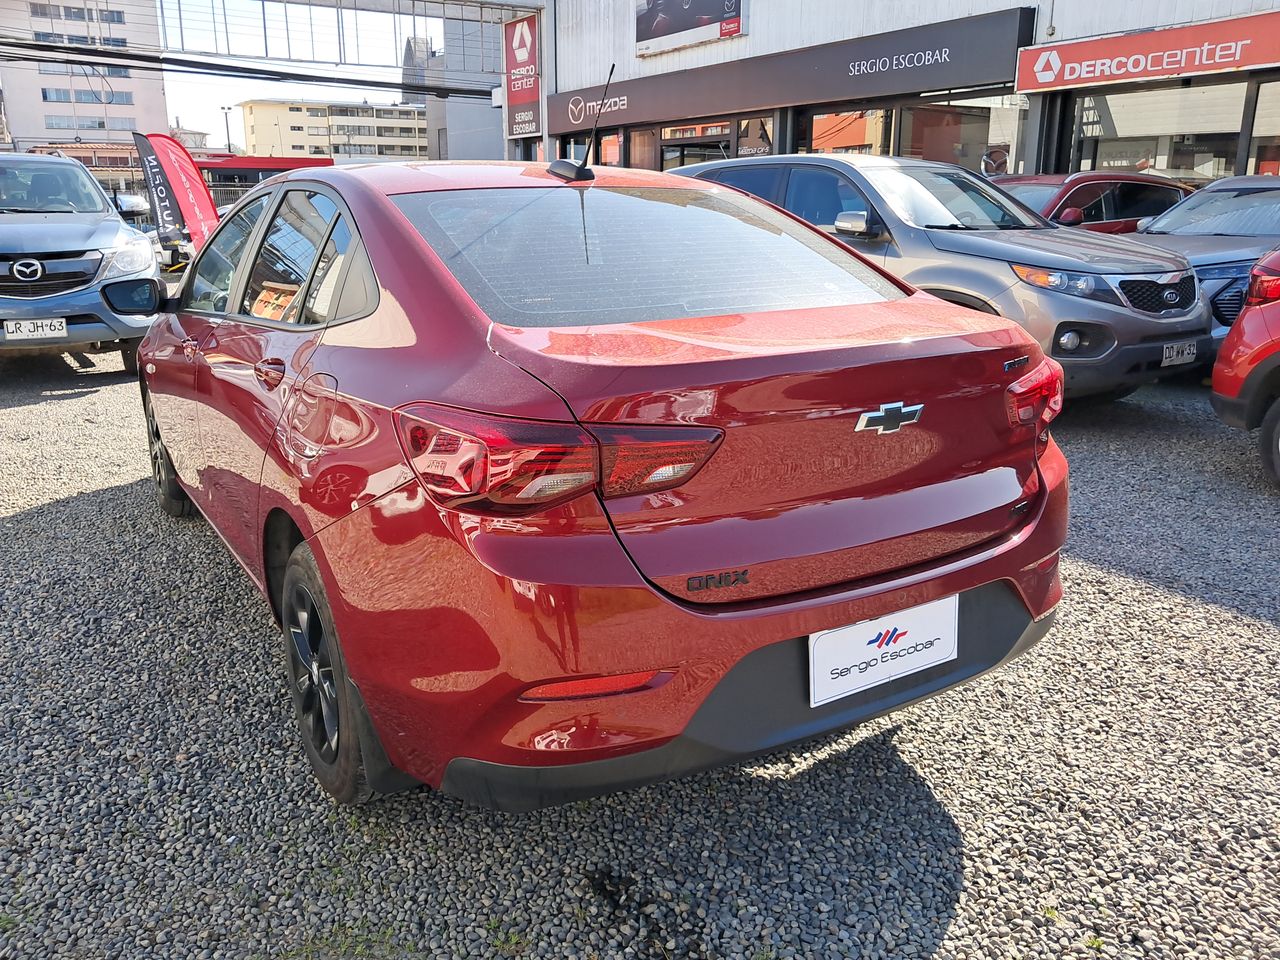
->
[521, 670, 665, 702]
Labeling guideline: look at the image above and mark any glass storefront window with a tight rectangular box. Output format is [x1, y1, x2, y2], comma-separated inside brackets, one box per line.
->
[1074, 83, 1246, 184]
[805, 109, 892, 156]
[597, 131, 621, 166]
[662, 121, 732, 140]
[629, 128, 659, 170]
[900, 95, 1029, 174]
[1248, 82, 1280, 176]
[661, 142, 731, 170]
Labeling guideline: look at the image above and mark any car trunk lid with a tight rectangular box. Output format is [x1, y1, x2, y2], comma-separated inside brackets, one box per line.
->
[488, 294, 1045, 604]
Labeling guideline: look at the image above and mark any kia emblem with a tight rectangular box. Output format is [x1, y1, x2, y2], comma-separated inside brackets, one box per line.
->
[1162, 288, 1180, 305]
[12, 258, 44, 282]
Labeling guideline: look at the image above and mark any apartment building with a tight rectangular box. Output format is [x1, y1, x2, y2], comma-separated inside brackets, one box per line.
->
[0, 0, 168, 151]
[240, 99, 430, 160]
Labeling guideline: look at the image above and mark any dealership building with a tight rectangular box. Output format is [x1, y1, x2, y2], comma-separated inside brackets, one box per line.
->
[508, 1, 1280, 185]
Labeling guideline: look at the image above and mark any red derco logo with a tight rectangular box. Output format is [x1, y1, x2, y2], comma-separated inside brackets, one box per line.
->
[1017, 11, 1280, 93]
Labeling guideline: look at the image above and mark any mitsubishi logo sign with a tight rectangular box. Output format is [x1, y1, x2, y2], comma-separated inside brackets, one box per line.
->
[1034, 50, 1061, 83]
[510, 18, 532, 64]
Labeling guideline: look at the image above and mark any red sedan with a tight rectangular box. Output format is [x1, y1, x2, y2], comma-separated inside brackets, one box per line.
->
[994, 172, 1192, 234]
[1212, 248, 1280, 486]
[123, 162, 1068, 811]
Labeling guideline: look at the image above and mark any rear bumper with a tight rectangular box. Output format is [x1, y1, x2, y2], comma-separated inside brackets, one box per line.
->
[442, 584, 1055, 812]
[1210, 390, 1250, 429]
[1060, 333, 1216, 397]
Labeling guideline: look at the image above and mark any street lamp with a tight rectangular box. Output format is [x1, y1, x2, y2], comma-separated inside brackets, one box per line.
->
[220, 106, 232, 153]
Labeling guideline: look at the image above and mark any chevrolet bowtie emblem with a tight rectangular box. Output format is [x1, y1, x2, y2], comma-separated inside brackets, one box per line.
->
[855, 401, 924, 435]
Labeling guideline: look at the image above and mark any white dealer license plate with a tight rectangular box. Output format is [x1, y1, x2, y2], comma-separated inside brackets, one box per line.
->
[1161, 340, 1197, 367]
[808, 594, 959, 708]
[3, 318, 67, 341]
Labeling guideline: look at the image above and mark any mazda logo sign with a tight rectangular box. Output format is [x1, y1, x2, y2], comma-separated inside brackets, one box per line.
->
[12, 259, 44, 282]
[567, 96, 585, 125]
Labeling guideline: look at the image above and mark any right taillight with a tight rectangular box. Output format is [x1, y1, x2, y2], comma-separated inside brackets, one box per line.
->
[1006, 357, 1064, 438]
[394, 404, 721, 516]
[1245, 263, 1280, 307]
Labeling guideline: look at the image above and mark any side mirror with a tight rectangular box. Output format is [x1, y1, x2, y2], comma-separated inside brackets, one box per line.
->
[1054, 207, 1085, 227]
[834, 210, 882, 238]
[102, 277, 161, 315]
[1135, 217, 1153, 232]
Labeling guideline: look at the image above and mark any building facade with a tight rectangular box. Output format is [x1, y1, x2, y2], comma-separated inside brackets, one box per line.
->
[0, 0, 168, 151]
[535, 0, 1280, 184]
[239, 99, 431, 160]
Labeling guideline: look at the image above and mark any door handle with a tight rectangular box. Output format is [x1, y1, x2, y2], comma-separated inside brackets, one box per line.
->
[181, 337, 198, 362]
[254, 358, 287, 390]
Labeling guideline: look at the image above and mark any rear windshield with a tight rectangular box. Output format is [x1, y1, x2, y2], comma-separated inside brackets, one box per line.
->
[392, 186, 904, 327]
[1144, 185, 1280, 237]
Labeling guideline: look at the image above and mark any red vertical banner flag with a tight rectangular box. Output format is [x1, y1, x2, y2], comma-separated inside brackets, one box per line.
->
[133, 132, 220, 250]
[504, 13, 542, 139]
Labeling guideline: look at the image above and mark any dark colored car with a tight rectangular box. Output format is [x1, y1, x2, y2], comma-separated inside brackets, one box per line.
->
[1131, 176, 1280, 346]
[681, 154, 1212, 400]
[1212, 248, 1280, 486]
[993, 172, 1192, 234]
[129, 162, 1068, 812]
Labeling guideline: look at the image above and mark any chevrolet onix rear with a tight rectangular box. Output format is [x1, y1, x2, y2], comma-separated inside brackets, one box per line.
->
[138, 164, 1068, 812]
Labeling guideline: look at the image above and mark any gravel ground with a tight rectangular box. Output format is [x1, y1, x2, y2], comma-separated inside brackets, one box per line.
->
[0, 352, 1277, 960]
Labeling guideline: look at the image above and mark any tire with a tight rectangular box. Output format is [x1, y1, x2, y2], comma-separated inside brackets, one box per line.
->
[1260, 399, 1280, 489]
[142, 389, 196, 518]
[120, 340, 140, 376]
[281, 543, 372, 805]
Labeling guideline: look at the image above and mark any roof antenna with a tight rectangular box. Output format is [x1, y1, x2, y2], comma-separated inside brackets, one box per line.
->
[548, 63, 615, 183]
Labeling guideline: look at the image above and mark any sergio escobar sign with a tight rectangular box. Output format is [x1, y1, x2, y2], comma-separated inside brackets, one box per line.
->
[1017, 10, 1280, 93]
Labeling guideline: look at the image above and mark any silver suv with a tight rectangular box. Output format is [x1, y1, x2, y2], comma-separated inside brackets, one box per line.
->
[680, 154, 1214, 398]
[0, 153, 159, 373]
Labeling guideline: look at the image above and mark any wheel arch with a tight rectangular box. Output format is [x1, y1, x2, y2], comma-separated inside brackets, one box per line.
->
[917, 287, 999, 315]
[1242, 353, 1280, 429]
[263, 507, 306, 626]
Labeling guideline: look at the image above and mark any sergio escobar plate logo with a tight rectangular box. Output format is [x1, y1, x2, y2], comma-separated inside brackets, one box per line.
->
[808, 594, 959, 707]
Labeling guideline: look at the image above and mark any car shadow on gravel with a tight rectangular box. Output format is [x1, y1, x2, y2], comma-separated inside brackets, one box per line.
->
[1053, 383, 1279, 624]
[0, 353, 134, 411]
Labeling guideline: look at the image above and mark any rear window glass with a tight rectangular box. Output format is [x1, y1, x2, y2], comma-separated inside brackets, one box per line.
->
[392, 186, 903, 327]
[999, 182, 1059, 213]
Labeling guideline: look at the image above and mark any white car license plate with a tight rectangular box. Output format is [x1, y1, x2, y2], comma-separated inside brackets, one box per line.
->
[3, 318, 67, 341]
[1161, 340, 1197, 367]
[809, 594, 959, 708]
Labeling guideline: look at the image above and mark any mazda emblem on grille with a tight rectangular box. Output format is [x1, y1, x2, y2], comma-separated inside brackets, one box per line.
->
[11, 259, 44, 282]
[855, 401, 924, 434]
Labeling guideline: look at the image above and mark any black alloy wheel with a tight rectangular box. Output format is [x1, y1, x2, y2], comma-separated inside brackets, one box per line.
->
[285, 582, 341, 765]
[143, 391, 195, 517]
[280, 543, 371, 804]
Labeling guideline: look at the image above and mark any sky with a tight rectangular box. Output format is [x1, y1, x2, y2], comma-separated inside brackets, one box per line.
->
[159, 0, 447, 149]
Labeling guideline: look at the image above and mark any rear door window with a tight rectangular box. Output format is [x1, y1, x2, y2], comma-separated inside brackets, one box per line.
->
[184, 196, 269, 313]
[392, 186, 903, 328]
[301, 216, 378, 325]
[240, 191, 338, 323]
[706, 165, 784, 204]
[782, 166, 870, 227]
[1111, 182, 1185, 220]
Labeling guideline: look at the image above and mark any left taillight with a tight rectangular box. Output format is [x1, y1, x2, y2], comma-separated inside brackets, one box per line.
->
[394, 404, 721, 516]
[1245, 262, 1280, 307]
[1006, 357, 1064, 440]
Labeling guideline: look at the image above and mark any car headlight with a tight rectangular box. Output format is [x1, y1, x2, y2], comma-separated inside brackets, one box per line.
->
[101, 234, 156, 279]
[1195, 261, 1252, 281]
[1011, 263, 1100, 298]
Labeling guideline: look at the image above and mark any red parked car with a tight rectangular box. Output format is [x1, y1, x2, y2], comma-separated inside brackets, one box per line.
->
[994, 172, 1193, 234]
[1212, 248, 1280, 486]
[117, 162, 1068, 811]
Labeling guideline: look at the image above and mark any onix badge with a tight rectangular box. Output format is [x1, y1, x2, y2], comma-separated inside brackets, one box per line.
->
[855, 401, 924, 435]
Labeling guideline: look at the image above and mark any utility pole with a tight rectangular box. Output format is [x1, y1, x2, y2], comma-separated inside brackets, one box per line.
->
[221, 106, 232, 152]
